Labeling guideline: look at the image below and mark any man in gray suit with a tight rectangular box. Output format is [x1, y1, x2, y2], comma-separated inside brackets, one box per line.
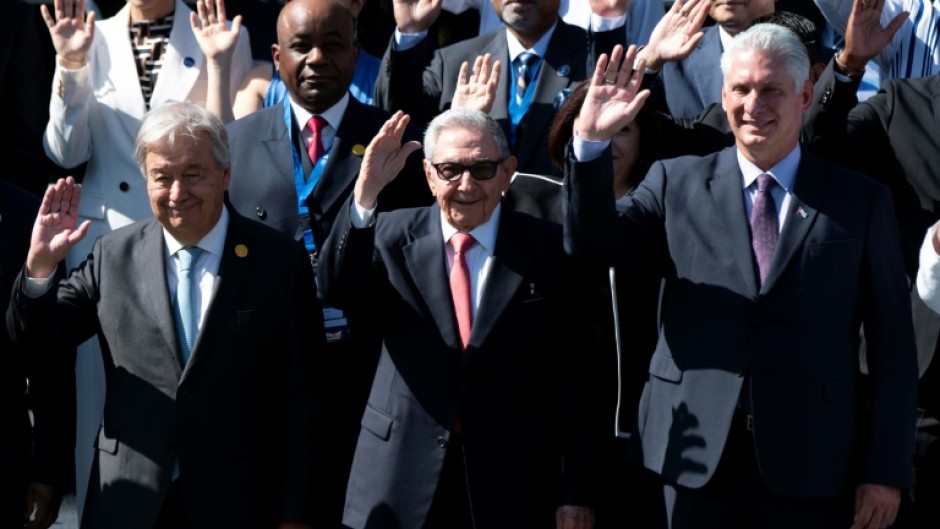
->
[8, 102, 321, 529]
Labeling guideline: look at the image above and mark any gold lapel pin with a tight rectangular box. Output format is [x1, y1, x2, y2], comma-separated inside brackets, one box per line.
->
[352, 144, 366, 157]
[234, 244, 249, 258]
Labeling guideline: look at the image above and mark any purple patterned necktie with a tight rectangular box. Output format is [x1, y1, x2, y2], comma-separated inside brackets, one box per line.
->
[750, 173, 778, 285]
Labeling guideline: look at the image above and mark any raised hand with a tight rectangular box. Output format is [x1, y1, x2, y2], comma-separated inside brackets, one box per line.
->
[40, 0, 96, 67]
[27, 177, 91, 279]
[636, 0, 712, 70]
[354, 112, 423, 210]
[841, 0, 909, 73]
[574, 45, 650, 142]
[190, 0, 242, 64]
[452, 54, 501, 114]
[588, 0, 631, 18]
[392, 0, 443, 34]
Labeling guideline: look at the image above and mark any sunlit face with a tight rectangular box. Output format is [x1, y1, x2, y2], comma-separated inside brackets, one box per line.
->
[709, 0, 776, 35]
[490, 0, 559, 37]
[611, 124, 641, 194]
[273, 0, 359, 113]
[127, 0, 174, 20]
[424, 127, 516, 231]
[146, 131, 230, 245]
[722, 47, 812, 170]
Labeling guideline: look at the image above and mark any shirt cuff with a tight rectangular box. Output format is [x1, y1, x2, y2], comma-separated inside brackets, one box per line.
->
[916, 220, 940, 314]
[589, 13, 628, 32]
[23, 269, 56, 299]
[350, 200, 376, 228]
[393, 28, 428, 51]
[573, 135, 611, 162]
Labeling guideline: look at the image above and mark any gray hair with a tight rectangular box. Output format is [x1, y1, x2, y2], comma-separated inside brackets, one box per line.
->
[134, 102, 230, 177]
[720, 23, 810, 92]
[423, 108, 510, 161]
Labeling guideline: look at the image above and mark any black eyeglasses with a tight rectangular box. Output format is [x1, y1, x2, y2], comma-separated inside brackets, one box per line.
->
[430, 159, 505, 182]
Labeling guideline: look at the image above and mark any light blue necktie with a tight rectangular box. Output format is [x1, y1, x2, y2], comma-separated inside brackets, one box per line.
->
[515, 51, 539, 104]
[173, 245, 203, 365]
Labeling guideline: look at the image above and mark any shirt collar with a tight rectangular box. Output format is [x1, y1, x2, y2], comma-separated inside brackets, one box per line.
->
[738, 144, 801, 193]
[718, 25, 735, 52]
[441, 204, 502, 255]
[506, 21, 557, 63]
[288, 92, 350, 132]
[164, 205, 230, 258]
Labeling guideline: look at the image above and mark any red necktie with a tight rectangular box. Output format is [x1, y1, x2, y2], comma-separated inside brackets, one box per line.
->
[305, 115, 327, 163]
[450, 233, 476, 350]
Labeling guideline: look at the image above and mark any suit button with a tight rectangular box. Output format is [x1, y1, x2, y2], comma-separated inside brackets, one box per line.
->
[437, 436, 448, 449]
[256, 207, 267, 220]
[119, 181, 129, 192]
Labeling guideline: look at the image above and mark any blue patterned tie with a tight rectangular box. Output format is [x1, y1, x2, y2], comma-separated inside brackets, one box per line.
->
[515, 52, 539, 102]
[174, 245, 203, 365]
[750, 174, 778, 285]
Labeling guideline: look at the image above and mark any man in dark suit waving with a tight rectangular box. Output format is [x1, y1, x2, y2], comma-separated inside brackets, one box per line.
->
[319, 108, 598, 529]
[8, 102, 320, 529]
[565, 32, 918, 529]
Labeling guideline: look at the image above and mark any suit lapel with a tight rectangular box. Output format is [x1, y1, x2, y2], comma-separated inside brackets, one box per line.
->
[150, 0, 202, 108]
[464, 210, 524, 357]
[761, 152, 824, 293]
[708, 149, 760, 296]
[180, 211, 251, 383]
[262, 104, 296, 193]
[309, 97, 368, 219]
[403, 207, 462, 351]
[515, 22, 579, 167]
[139, 220, 185, 379]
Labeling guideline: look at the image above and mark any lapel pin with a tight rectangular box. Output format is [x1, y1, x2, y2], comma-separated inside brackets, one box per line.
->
[529, 283, 536, 295]
[183, 57, 195, 68]
[797, 207, 808, 219]
[234, 244, 249, 258]
[352, 144, 366, 157]
[557, 64, 571, 77]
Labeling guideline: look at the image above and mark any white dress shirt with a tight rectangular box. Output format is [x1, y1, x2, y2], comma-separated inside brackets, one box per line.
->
[737, 146, 800, 233]
[163, 206, 230, 333]
[289, 92, 350, 156]
[917, 220, 940, 315]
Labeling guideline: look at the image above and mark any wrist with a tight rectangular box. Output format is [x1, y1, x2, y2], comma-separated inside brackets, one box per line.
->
[834, 49, 866, 79]
[57, 55, 87, 70]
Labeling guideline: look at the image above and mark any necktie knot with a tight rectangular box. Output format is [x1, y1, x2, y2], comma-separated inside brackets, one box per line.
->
[451, 232, 476, 254]
[178, 245, 203, 271]
[305, 115, 328, 162]
[756, 173, 776, 193]
[515, 52, 539, 96]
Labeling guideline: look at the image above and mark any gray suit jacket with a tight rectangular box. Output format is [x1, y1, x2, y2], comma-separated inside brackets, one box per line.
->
[7, 209, 322, 529]
[650, 25, 723, 119]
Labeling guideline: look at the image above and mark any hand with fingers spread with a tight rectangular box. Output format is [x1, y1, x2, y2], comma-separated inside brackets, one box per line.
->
[354, 112, 423, 210]
[452, 54, 501, 114]
[27, 177, 91, 279]
[573, 44, 650, 143]
[840, 0, 909, 76]
[850, 483, 901, 529]
[190, 0, 242, 65]
[191, 0, 242, 123]
[41, 0, 96, 68]
[392, 0, 442, 34]
[637, 0, 712, 71]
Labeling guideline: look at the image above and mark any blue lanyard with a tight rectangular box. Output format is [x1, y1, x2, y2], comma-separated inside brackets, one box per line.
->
[508, 59, 540, 144]
[284, 100, 330, 251]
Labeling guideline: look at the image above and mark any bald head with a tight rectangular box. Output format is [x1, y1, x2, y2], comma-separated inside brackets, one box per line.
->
[273, 0, 359, 113]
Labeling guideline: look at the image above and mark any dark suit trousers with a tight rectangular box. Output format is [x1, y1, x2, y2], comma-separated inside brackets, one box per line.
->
[154, 480, 188, 529]
[423, 437, 474, 529]
[664, 412, 854, 529]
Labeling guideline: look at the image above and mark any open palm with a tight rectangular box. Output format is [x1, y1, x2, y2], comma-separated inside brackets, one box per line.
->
[40, 0, 95, 63]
